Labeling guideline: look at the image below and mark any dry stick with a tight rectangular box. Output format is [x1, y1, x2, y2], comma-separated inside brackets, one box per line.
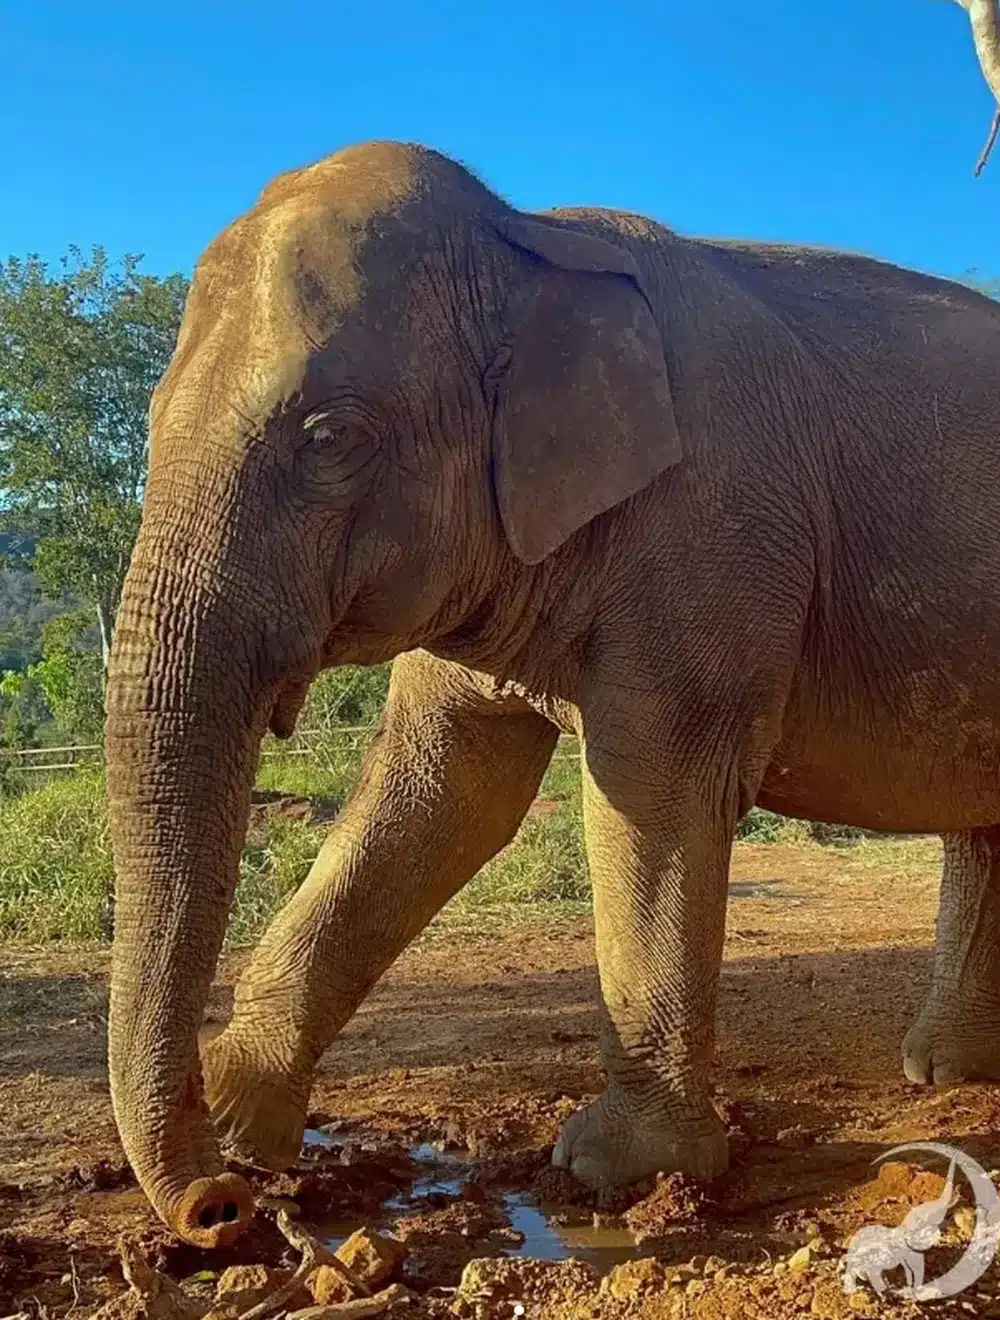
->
[285, 1290, 410, 1320]
[239, 1210, 373, 1320]
[276, 1210, 374, 1300]
[974, 104, 1000, 173]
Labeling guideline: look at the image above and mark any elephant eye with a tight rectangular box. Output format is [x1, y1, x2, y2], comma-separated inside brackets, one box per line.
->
[302, 412, 343, 444]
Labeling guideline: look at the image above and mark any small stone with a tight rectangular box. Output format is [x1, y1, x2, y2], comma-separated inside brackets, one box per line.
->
[773, 1261, 787, 1276]
[847, 1291, 876, 1315]
[688, 1255, 708, 1275]
[599, 1258, 667, 1300]
[810, 1280, 849, 1318]
[703, 1255, 726, 1274]
[215, 1265, 296, 1311]
[788, 1245, 813, 1274]
[308, 1229, 408, 1306]
[953, 1205, 977, 1237]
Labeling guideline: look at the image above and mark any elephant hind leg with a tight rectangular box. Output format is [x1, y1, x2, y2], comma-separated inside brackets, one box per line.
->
[903, 824, 1000, 1083]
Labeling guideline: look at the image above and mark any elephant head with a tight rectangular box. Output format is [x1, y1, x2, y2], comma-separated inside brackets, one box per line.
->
[105, 142, 684, 1246]
[901, 1159, 960, 1251]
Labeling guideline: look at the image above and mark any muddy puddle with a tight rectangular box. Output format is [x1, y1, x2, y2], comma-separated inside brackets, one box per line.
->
[300, 1129, 644, 1274]
[729, 879, 803, 901]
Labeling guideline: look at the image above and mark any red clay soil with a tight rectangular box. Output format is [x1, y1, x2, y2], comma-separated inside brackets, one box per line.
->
[5, 837, 1000, 1317]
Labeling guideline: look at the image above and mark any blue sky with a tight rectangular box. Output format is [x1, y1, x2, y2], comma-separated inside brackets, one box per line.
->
[1, 1, 996, 283]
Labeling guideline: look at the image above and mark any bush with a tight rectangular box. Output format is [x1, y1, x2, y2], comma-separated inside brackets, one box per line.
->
[0, 771, 114, 941]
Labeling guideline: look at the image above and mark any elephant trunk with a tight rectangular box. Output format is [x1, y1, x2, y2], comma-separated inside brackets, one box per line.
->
[105, 507, 317, 1247]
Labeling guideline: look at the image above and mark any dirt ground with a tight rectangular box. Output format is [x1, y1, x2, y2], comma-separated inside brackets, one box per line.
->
[6, 836, 1000, 1318]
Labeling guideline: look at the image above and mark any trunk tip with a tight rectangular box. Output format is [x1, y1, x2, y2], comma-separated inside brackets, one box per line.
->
[172, 1172, 255, 1249]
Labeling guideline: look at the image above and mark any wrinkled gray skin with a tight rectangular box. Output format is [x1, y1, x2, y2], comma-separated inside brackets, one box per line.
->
[105, 141, 1000, 1247]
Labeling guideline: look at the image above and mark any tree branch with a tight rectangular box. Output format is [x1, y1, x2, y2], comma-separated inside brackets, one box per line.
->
[954, 0, 1000, 172]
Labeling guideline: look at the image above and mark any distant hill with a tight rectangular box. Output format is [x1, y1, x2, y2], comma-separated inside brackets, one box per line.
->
[0, 534, 65, 672]
[0, 532, 36, 558]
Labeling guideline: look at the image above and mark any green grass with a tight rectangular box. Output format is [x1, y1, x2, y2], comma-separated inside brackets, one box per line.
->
[255, 736, 368, 802]
[0, 732, 895, 946]
[0, 770, 114, 941]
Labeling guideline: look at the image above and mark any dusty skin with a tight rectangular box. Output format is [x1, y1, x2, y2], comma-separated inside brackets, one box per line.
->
[6, 834, 1000, 1319]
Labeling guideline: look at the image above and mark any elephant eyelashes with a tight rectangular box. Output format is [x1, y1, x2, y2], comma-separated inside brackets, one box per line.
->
[302, 415, 341, 444]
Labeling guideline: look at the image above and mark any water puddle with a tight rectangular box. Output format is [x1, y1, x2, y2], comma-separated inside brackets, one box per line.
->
[503, 1194, 642, 1271]
[301, 1127, 340, 1151]
[729, 880, 802, 901]
[300, 1129, 647, 1272]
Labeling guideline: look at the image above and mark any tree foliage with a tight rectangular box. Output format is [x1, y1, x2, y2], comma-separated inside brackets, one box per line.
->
[0, 247, 187, 668]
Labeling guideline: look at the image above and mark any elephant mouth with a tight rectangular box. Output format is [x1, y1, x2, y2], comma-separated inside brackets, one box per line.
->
[268, 672, 316, 739]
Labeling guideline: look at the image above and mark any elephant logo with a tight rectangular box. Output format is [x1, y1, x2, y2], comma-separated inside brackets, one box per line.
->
[841, 1142, 1000, 1301]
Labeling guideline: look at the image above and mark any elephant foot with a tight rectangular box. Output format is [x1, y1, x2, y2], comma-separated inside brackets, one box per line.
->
[551, 1085, 728, 1188]
[201, 1034, 308, 1172]
[902, 999, 1000, 1084]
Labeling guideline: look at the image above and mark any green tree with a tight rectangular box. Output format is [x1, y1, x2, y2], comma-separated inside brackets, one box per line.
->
[0, 247, 188, 672]
[0, 612, 104, 742]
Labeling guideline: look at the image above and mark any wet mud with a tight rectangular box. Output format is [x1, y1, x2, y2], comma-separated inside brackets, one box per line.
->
[5, 839, 1000, 1316]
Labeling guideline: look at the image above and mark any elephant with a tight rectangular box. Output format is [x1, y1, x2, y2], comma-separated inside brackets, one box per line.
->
[840, 1159, 958, 1296]
[104, 139, 1000, 1249]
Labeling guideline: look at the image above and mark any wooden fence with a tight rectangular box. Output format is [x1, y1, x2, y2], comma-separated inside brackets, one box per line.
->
[0, 726, 581, 779]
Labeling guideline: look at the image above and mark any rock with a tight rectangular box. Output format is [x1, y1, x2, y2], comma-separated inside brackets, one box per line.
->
[215, 1265, 297, 1311]
[953, 1204, 977, 1238]
[788, 1245, 813, 1274]
[454, 1257, 600, 1314]
[308, 1230, 408, 1306]
[598, 1258, 667, 1300]
[810, 1279, 857, 1318]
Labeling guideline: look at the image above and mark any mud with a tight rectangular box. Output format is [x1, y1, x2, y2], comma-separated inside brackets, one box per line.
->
[6, 838, 1000, 1316]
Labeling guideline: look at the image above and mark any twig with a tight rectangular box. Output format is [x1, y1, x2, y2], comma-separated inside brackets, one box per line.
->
[276, 1209, 373, 1300]
[238, 1209, 372, 1320]
[64, 1255, 81, 1319]
[974, 105, 1000, 174]
[285, 1290, 410, 1320]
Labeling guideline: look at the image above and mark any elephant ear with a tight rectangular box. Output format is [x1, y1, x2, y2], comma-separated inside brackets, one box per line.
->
[490, 212, 683, 564]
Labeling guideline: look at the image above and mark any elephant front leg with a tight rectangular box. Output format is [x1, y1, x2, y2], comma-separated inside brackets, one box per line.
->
[903, 825, 1000, 1084]
[201, 653, 558, 1170]
[553, 731, 738, 1187]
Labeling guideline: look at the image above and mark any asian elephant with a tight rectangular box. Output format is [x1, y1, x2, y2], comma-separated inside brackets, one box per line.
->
[105, 140, 1000, 1248]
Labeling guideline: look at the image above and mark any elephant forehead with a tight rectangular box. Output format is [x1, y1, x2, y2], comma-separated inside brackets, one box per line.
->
[156, 151, 467, 441]
[155, 210, 368, 439]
